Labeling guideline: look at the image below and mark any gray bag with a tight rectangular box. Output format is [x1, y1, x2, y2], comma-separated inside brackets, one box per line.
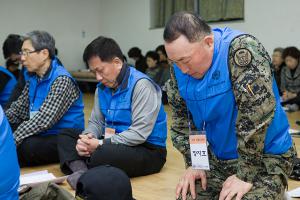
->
[20, 182, 74, 200]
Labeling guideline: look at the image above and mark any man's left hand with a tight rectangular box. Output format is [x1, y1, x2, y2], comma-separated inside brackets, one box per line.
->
[86, 138, 100, 154]
[219, 175, 252, 200]
[79, 135, 100, 154]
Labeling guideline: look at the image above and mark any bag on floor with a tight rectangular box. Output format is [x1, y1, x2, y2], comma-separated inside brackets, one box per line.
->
[19, 182, 74, 200]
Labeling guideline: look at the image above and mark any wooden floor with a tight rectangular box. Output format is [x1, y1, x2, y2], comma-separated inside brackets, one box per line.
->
[21, 93, 300, 199]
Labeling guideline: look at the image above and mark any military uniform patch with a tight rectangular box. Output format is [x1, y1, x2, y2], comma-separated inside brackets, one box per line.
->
[233, 48, 252, 67]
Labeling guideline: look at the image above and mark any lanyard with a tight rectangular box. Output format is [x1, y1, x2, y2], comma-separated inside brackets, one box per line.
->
[105, 90, 116, 128]
[30, 78, 40, 111]
[105, 109, 114, 127]
[186, 76, 207, 133]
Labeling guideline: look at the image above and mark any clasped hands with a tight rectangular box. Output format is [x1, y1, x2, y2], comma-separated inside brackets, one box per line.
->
[76, 133, 101, 157]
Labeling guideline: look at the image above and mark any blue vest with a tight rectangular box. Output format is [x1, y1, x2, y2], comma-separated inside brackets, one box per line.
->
[0, 66, 17, 107]
[22, 67, 30, 82]
[98, 67, 167, 147]
[28, 58, 84, 135]
[0, 106, 19, 200]
[174, 27, 292, 160]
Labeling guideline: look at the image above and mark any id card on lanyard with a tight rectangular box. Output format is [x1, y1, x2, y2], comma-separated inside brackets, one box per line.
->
[30, 78, 39, 119]
[189, 130, 210, 170]
[186, 75, 210, 170]
[187, 109, 210, 170]
[104, 127, 115, 139]
[30, 111, 38, 119]
[104, 112, 116, 139]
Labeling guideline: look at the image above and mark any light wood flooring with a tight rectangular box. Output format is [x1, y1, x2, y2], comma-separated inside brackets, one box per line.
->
[21, 93, 300, 199]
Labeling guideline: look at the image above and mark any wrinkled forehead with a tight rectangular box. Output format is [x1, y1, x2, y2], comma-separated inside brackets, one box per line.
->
[165, 35, 198, 61]
[273, 51, 282, 56]
[88, 56, 115, 71]
[21, 40, 34, 50]
[88, 56, 102, 68]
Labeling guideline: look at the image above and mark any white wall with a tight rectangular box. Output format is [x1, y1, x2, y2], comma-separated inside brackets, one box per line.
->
[0, 0, 103, 70]
[99, 0, 300, 58]
[0, 0, 298, 70]
[99, 0, 164, 60]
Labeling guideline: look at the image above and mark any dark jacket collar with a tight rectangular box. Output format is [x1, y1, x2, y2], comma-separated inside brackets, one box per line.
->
[116, 63, 130, 90]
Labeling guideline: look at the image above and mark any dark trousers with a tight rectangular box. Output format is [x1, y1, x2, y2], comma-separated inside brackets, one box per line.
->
[17, 134, 59, 167]
[58, 130, 167, 177]
[17, 128, 81, 167]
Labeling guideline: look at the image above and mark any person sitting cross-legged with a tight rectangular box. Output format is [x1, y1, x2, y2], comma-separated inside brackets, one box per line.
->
[5, 30, 85, 167]
[58, 36, 167, 190]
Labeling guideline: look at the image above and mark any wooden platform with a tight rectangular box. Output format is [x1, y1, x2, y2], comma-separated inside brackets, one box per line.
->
[21, 93, 300, 199]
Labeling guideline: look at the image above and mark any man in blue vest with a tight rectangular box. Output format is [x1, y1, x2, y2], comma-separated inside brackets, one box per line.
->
[2, 34, 23, 80]
[0, 66, 17, 107]
[0, 106, 19, 200]
[58, 36, 167, 190]
[164, 12, 296, 200]
[2, 34, 25, 111]
[0, 34, 22, 109]
[5, 30, 85, 167]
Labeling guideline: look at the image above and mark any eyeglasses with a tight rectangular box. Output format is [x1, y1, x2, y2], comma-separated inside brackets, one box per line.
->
[19, 50, 40, 57]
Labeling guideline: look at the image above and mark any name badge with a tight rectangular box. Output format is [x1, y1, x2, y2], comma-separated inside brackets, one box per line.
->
[105, 127, 116, 139]
[29, 111, 38, 119]
[189, 131, 210, 170]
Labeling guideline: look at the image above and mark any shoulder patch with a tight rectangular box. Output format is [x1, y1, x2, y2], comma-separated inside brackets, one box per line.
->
[233, 48, 252, 67]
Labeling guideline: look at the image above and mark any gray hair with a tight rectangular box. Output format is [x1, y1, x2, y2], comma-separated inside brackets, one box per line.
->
[164, 11, 211, 43]
[23, 30, 55, 58]
[273, 47, 284, 54]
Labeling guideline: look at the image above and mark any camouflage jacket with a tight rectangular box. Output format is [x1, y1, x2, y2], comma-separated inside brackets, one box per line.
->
[166, 34, 295, 183]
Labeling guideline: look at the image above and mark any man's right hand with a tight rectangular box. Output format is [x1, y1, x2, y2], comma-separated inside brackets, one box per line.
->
[176, 167, 207, 200]
[76, 134, 93, 157]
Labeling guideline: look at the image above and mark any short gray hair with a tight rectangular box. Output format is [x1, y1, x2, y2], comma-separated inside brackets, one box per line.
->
[23, 30, 55, 58]
[164, 11, 211, 43]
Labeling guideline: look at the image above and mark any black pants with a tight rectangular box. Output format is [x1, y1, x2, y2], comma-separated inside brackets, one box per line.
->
[17, 128, 81, 167]
[17, 134, 59, 167]
[58, 129, 167, 177]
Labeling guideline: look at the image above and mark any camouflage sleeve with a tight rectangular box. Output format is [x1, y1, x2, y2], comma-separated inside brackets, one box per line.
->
[166, 66, 196, 168]
[228, 35, 276, 183]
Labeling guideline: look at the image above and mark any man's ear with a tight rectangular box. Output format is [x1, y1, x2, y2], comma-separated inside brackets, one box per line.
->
[112, 57, 123, 68]
[41, 49, 50, 59]
[203, 35, 214, 48]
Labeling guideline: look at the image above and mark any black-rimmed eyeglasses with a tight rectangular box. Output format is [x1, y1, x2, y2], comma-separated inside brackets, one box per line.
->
[19, 50, 40, 57]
